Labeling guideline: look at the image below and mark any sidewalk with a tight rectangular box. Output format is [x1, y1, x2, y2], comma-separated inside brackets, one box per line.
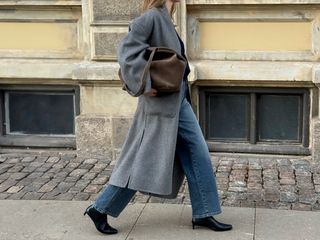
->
[0, 200, 319, 240]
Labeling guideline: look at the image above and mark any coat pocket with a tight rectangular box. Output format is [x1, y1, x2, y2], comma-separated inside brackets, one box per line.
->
[143, 91, 180, 118]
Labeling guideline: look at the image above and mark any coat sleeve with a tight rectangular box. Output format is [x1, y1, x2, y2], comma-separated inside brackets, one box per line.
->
[117, 14, 153, 97]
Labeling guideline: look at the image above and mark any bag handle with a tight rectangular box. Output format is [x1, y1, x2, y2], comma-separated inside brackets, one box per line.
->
[119, 47, 158, 97]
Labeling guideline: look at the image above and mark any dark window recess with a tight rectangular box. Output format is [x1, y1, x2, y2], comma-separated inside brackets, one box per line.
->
[208, 94, 249, 140]
[6, 92, 75, 135]
[257, 94, 301, 142]
[199, 87, 310, 155]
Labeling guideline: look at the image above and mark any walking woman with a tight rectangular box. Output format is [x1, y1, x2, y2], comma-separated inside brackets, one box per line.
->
[84, 0, 232, 234]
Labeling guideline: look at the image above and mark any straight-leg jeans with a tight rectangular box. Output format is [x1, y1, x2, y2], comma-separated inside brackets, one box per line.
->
[92, 80, 222, 219]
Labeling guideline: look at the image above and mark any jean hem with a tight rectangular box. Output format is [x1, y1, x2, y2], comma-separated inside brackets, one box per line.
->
[92, 204, 120, 218]
[192, 209, 222, 220]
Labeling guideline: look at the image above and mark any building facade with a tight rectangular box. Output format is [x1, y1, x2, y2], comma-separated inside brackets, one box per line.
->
[0, 0, 319, 165]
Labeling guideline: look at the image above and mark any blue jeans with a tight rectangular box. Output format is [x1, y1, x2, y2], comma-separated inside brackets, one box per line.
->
[92, 80, 222, 219]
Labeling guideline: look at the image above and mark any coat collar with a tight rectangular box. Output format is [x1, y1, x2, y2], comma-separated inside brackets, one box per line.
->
[157, 3, 174, 23]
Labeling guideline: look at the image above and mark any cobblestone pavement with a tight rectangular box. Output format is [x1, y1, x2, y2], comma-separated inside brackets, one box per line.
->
[0, 151, 319, 211]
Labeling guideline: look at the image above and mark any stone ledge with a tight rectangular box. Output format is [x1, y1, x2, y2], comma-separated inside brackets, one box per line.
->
[187, 0, 320, 5]
[312, 65, 320, 85]
[0, 59, 318, 85]
[193, 60, 316, 84]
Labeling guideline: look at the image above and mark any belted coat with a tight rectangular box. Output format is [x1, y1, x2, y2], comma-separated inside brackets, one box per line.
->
[109, 3, 192, 198]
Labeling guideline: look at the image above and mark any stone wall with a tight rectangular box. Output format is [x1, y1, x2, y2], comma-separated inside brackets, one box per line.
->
[0, 0, 319, 163]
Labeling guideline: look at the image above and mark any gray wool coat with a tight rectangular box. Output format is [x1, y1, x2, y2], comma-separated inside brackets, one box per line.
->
[109, 3, 192, 198]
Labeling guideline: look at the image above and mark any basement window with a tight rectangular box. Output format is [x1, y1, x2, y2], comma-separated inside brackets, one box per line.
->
[0, 85, 79, 148]
[199, 87, 310, 155]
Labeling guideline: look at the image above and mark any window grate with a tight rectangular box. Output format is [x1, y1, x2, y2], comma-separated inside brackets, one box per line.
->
[199, 87, 310, 155]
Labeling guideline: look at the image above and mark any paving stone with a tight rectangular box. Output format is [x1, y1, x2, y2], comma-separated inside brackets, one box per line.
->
[217, 165, 232, 172]
[64, 176, 81, 182]
[81, 172, 98, 180]
[0, 179, 18, 192]
[261, 159, 277, 169]
[247, 190, 263, 201]
[69, 169, 88, 177]
[90, 164, 107, 173]
[26, 172, 44, 179]
[29, 162, 44, 168]
[277, 158, 291, 166]
[228, 186, 247, 193]
[46, 156, 60, 163]
[298, 191, 317, 204]
[22, 192, 44, 200]
[7, 165, 24, 173]
[0, 156, 7, 163]
[313, 174, 320, 185]
[0, 193, 11, 199]
[56, 182, 75, 193]
[40, 189, 62, 200]
[78, 164, 95, 170]
[21, 166, 38, 173]
[52, 162, 69, 169]
[35, 163, 54, 172]
[68, 180, 91, 193]
[280, 178, 296, 185]
[83, 158, 98, 165]
[21, 183, 45, 193]
[55, 192, 75, 200]
[89, 193, 99, 201]
[6, 186, 24, 194]
[264, 188, 280, 202]
[38, 181, 59, 193]
[21, 156, 36, 162]
[0, 164, 14, 174]
[6, 158, 21, 164]
[41, 172, 57, 179]
[247, 183, 262, 190]
[292, 202, 312, 211]
[280, 191, 297, 203]
[72, 192, 91, 201]
[33, 178, 51, 186]
[15, 178, 34, 186]
[83, 184, 103, 194]
[65, 162, 81, 169]
[36, 156, 49, 163]
[8, 172, 29, 181]
[60, 153, 77, 161]
[46, 167, 62, 173]
[91, 176, 109, 185]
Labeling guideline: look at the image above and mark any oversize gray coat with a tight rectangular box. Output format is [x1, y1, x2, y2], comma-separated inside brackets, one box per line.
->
[109, 3, 192, 199]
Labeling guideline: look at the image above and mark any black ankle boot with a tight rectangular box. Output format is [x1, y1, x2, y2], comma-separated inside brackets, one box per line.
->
[192, 216, 232, 231]
[83, 205, 118, 234]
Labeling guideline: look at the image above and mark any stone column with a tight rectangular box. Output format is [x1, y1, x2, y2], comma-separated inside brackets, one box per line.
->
[75, 0, 142, 160]
[312, 67, 320, 162]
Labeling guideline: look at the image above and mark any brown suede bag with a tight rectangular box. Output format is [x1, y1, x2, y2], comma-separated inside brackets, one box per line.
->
[119, 47, 187, 95]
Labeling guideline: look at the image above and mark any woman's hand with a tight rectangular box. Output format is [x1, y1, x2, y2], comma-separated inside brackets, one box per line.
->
[143, 88, 157, 97]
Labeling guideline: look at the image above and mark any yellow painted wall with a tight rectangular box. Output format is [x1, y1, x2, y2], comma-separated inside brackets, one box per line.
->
[80, 86, 138, 115]
[199, 21, 312, 51]
[0, 22, 77, 50]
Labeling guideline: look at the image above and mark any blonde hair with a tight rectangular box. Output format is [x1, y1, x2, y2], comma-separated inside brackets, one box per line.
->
[142, 0, 176, 17]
